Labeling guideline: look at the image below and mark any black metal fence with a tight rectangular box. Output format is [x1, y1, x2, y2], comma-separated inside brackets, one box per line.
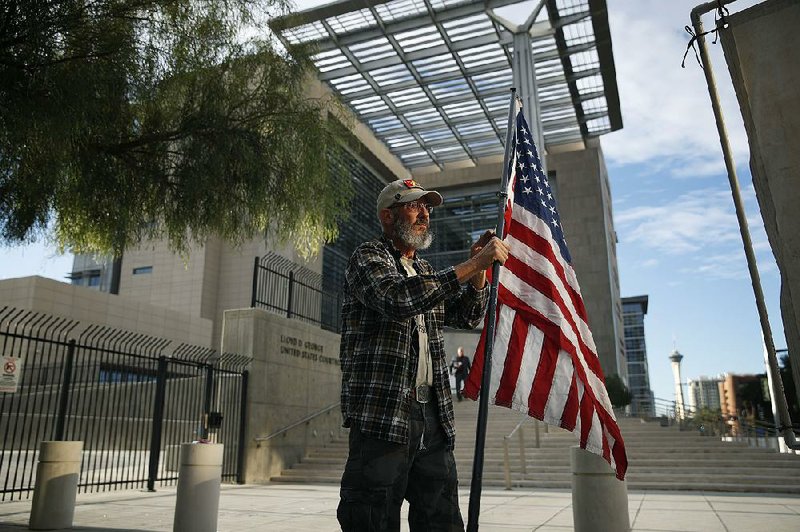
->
[0, 307, 249, 501]
[251, 252, 342, 333]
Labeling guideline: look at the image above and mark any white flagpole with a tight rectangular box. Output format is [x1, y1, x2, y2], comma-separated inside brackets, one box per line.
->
[466, 87, 517, 532]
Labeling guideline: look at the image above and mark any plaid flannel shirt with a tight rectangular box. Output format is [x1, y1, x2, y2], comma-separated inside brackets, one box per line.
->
[339, 235, 489, 449]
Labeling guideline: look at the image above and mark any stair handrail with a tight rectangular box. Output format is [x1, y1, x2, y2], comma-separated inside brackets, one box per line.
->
[501, 415, 539, 490]
[254, 402, 341, 443]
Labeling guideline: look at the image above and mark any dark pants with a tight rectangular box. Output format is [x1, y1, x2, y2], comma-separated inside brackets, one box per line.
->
[454, 375, 466, 401]
[337, 400, 463, 531]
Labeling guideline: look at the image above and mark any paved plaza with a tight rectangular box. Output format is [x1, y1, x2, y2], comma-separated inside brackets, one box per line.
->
[0, 483, 799, 531]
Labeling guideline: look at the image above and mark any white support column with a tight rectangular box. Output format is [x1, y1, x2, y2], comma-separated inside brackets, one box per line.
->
[512, 31, 546, 170]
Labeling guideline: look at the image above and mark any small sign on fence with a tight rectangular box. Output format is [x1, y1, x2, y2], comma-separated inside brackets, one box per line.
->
[0, 356, 22, 393]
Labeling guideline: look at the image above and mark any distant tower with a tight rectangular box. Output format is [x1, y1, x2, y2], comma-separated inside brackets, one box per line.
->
[669, 349, 685, 419]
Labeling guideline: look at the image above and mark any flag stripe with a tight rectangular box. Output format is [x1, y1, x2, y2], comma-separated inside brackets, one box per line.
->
[494, 308, 527, 407]
[544, 351, 574, 427]
[514, 316, 545, 412]
[562, 373, 579, 431]
[528, 331, 559, 419]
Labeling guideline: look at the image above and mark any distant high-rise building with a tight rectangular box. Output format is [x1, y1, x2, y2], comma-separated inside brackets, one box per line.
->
[621, 295, 654, 415]
[719, 373, 773, 433]
[687, 376, 723, 412]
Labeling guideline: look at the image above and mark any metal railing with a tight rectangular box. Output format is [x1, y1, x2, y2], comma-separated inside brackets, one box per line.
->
[624, 396, 800, 452]
[254, 402, 341, 443]
[251, 253, 342, 333]
[501, 416, 548, 490]
[0, 307, 250, 500]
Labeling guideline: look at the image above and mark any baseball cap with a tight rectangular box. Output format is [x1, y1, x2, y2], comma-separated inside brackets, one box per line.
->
[376, 179, 443, 218]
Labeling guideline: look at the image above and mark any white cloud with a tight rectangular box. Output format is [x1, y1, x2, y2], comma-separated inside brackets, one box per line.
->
[615, 188, 740, 254]
[616, 184, 779, 281]
[601, 1, 758, 176]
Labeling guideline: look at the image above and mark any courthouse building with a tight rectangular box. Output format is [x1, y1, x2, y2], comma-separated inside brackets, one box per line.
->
[65, 0, 628, 380]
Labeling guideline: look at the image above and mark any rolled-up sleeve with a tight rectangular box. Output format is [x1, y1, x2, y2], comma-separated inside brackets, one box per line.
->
[444, 281, 489, 329]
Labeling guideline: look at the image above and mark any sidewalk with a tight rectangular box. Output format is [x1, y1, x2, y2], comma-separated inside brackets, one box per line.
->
[1, 483, 799, 531]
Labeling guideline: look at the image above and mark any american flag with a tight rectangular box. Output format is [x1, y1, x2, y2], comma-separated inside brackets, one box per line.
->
[463, 101, 627, 481]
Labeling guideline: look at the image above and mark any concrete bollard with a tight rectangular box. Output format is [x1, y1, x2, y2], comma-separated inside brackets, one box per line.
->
[571, 446, 630, 532]
[29, 441, 83, 530]
[173, 443, 224, 532]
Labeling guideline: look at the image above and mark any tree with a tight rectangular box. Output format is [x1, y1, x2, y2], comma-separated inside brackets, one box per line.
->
[604, 374, 632, 409]
[0, 0, 351, 258]
[780, 353, 800, 419]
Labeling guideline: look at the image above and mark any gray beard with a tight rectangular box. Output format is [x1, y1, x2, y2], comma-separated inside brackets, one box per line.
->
[395, 218, 434, 250]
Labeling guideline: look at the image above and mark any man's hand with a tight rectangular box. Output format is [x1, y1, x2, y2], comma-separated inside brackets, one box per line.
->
[470, 230, 494, 258]
[455, 230, 510, 288]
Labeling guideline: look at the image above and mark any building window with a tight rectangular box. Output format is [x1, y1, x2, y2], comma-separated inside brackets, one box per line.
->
[132, 266, 153, 275]
[425, 188, 499, 272]
[87, 274, 101, 287]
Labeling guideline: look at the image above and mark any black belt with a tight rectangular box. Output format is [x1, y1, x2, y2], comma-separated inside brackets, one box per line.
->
[411, 384, 432, 404]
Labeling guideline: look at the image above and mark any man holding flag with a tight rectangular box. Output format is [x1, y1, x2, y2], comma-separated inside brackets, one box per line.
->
[337, 178, 509, 531]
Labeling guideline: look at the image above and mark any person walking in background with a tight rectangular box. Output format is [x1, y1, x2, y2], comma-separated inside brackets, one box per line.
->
[450, 346, 471, 401]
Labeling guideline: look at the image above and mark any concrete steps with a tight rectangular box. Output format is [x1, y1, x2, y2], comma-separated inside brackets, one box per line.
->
[269, 399, 800, 493]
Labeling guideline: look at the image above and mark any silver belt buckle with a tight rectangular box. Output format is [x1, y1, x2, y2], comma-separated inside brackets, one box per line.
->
[415, 384, 431, 404]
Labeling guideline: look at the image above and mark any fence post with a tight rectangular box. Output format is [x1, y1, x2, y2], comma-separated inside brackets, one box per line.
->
[54, 339, 76, 441]
[534, 419, 540, 448]
[147, 356, 169, 492]
[251, 256, 259, 308]
[201, 365, 215, 440]
[236, 370, 249, 484]
[287, 271, 294, 319]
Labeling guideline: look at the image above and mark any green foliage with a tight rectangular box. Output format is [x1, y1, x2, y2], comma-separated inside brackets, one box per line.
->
[780, 353, 800, 418]
[0, 0, 352, 257]
[685, 407, 725, 435]
[604, 373, 632, 408]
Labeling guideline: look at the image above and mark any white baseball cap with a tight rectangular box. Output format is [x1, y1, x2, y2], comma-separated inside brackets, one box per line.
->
[376, 179, 443, 218]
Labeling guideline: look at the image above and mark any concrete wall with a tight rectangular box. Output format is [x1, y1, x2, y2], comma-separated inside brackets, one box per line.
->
[721, 0, 800, 406]
[0, 276, 212, 346]
[220, 308, 343, 483]
[115, 234, 323, 349]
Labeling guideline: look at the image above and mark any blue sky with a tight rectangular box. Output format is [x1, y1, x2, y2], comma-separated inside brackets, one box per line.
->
[598, 0, 783, 404]
[0, 0, 783, 404]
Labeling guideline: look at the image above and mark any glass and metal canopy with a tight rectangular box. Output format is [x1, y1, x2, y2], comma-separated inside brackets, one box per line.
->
[270, 0, 621, 171]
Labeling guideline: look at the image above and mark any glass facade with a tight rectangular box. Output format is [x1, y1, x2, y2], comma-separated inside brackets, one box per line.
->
[321, 147, 385, 301]
[622, 296, 654, 416]
[425, 186, 500, 272]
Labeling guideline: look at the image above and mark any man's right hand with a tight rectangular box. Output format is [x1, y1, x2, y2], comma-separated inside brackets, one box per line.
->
[471, 235, 510, 270]
[454, 233, 510, 286]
